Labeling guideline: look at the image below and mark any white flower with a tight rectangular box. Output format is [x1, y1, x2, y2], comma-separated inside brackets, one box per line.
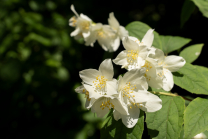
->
[85, 23, 120, 52]
[141, 57, 163, 89]
[150, 48, 186, 91]
[113, 69, 162, 128]
[108, 12, 129, 39]
[69, 5, 92, 40]
[79, 59, 128, 117]
[113, 33, 152, 70]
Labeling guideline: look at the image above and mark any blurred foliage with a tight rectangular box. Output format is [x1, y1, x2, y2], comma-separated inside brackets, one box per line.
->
[1, 0, 208, 139]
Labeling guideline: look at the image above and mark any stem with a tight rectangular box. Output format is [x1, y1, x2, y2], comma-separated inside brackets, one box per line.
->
[150, 91, 178, 96]
[150, 91, 193, 101]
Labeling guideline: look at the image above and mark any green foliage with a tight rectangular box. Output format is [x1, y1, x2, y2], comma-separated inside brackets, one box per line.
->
[195, 65, 208, 81]
[184, 98, 208, 139]
[180, 44, 204, 63]
[101, 110, 144, 139]
[192, 0, 208, 18]
[173, 63, 208, 95]
[160, 35, 191, 54]
[146, 95, 185, 139]
[181, 0, 196, 27]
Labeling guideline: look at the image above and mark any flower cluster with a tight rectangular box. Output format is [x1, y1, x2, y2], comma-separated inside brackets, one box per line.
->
[75, 29, 186, 128]
[69, 5, 129, 52]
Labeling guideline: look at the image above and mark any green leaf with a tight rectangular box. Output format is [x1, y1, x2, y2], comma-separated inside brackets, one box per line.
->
[101, 109, 144, 139]
[125, 21, 162, 50]
[146, 95, 185, 139]
[181, 0, 196, 28]
[195, 65, 208, 81]
[173, 63, 208, 95]
[160, 35, 191, 54]
[179, 44, 204, 63]
[184, 98, 208, 139]
[192, 0, 208, 18]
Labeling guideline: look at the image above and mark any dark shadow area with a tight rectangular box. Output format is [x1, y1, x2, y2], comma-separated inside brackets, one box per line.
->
[172, 72, 184, 77]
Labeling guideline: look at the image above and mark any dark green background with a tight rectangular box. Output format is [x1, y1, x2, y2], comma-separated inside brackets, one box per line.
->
[1, 0, 208, 138]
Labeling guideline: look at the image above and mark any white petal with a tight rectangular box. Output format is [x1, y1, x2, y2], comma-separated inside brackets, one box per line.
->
[80, 14, 92, 21]
[141, 92, 162, 112]
[83, 84, 102, 99]
[141, 29, 154, 48]
[79, 69, 101, 85]
[100, 43, 109, 51]
[121, 68, 145, 87]
[113, 51, 128, 67]
[82, 31, 90, 39]
[106, 80, 118, 96]
[99, 59, 114, 79]
[135, 76, 148, 91]
[108, 12, 120, 30]
[92, 23, 103, 31]
[147, 75, 163, 89]
[149, 48, 165, 63]
[133, 90, 151, 103]
[98, 37, 110, 51]
[136, 56, 146, 68]
[110, 36, 120, 52]
[138, 45, 149, 60]
[112, 98, 128, 115]
[85, 98, 96, 109]
[91, 98, 110, 118]
[164, 56, 186, 72]
[75, 85, 85, 94]
[148, 46, 156, 56]
[121, 107, 140, 128]
[113, 110, 122, 121]
[162, 69, 174, 91]
[70, 28, 80, 37]
[122, 36, 139, 50]
[71, 5, 79, 17]
[85, 31, 97, 46]
[118, 26, 129, 39]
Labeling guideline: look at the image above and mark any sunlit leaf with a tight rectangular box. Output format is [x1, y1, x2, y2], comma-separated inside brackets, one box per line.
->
[195, 65, 208, 81]
[160, 35, 191, 54]
[173, 63, 208, 95]
[146, 95, 185, 139]
[184, 98, 208, 139]
[180, 44, 204, 63]
[192, 0, 208, 18]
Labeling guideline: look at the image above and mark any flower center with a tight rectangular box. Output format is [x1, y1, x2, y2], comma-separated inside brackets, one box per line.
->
[97, 31, 105, 38]
[100, 98, 114, 110]
[82, 89, 91, 101]
[129, 103, 144, 109]
[121, 82, 137, 105]
[127, 50, 139, 64]
[142, 61, 152, 72]
[93, 75, 108, 94]
[120, 82, 144, 109]
[81, 21, 90, 30]
[70, 16, 77, 27]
